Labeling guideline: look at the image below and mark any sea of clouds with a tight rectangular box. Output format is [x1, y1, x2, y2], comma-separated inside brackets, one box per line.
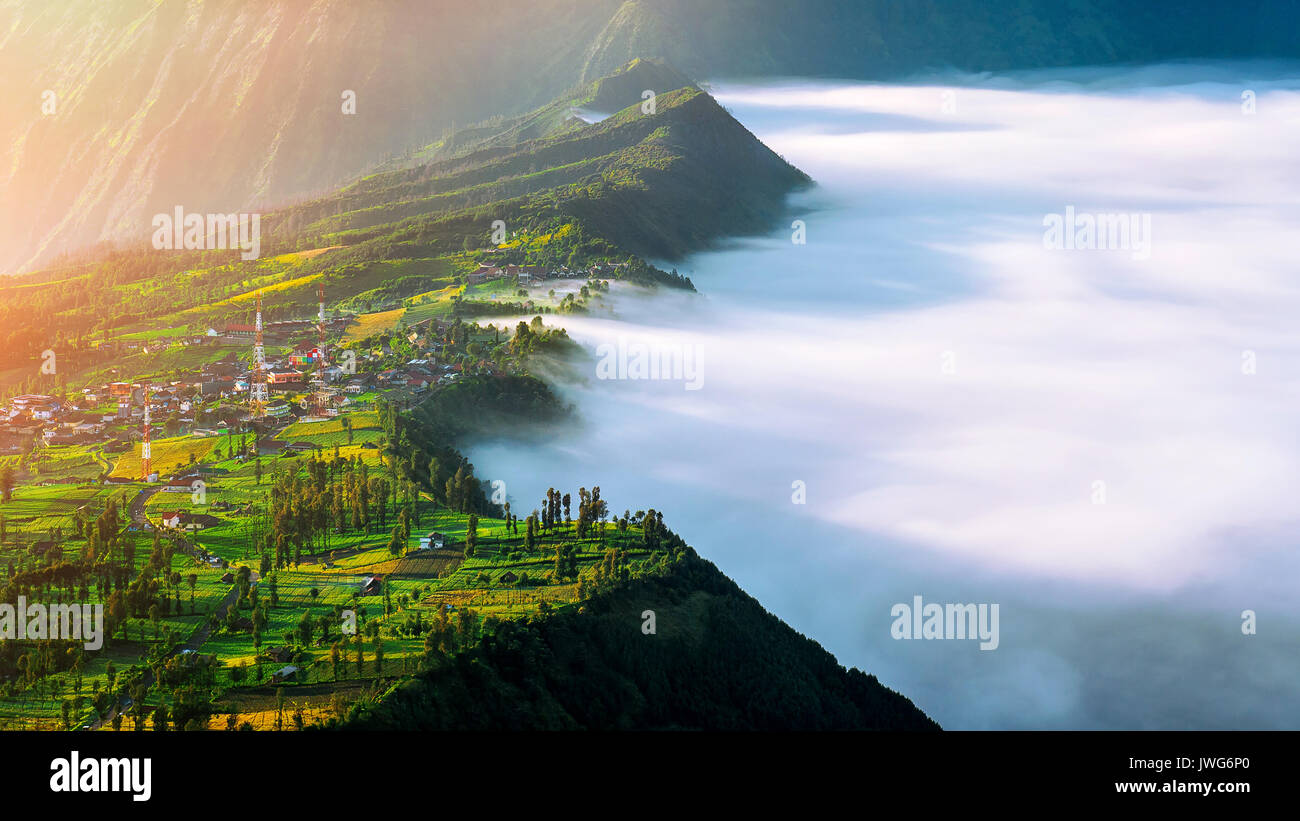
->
[472, 63, 1300, 728]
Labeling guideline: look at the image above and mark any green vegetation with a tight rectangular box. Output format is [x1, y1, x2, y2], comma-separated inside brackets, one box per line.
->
[0, 59, 929, 732]
[346, 547, 940, 731]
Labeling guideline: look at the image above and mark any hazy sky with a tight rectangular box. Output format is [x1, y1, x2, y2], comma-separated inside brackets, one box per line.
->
[472, 63, 1300, 729]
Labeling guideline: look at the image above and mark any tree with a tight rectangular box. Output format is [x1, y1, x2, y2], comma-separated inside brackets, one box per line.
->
[152, 705, 169, 732]
[0, 467, 13, 502]
[296, 611, 313, 646]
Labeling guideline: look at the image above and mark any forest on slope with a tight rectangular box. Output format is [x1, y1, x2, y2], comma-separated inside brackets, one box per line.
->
[343, 546, 941, 731]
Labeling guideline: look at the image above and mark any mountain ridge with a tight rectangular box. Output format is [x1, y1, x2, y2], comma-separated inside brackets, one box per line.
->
[3, 0, 1297, 275]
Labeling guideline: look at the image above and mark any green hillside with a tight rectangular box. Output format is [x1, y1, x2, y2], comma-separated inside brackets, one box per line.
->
[345, 548, 940, 731]
[0, 61, 808, 393]
[268, 61, 809, 262]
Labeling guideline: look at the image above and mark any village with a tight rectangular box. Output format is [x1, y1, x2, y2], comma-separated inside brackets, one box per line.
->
[0, 257, 614, 474]
[0, 248, 664, 731]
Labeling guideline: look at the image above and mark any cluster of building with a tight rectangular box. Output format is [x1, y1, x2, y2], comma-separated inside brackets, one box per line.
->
[467, 263, 552, 286]
[466, 261, 624, 286]
[208, 315, 351, 345]
[190, 345, 358, 422]
[375, 357, 463, 392]
[1, 393, 124, 453]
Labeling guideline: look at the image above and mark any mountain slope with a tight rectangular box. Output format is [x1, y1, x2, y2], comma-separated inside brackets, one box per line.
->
[3, 0, 1297, 275]
[344, 549, 940, 731]
[0, 0, 624, 275]
[0, 63, 806, 378]
[266, 64, 809, 262]
[581, 0, 1300, 80]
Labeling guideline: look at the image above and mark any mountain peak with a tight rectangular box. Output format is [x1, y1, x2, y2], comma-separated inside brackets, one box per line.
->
[583, 57, 698, 114]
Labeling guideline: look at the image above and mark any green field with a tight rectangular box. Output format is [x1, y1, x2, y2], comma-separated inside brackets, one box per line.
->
[342, 309, 405, 342]
[274, 412, 384, 447]
[111, 436, 218, 479]
[1, 452, 663, 730]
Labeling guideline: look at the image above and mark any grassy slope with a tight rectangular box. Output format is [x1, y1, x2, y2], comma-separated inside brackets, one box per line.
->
[347, 548, 938, 731]
[272, 61, 809, 262]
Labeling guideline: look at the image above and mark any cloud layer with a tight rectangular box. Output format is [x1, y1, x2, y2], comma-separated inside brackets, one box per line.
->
[471, 66, 1300, 727]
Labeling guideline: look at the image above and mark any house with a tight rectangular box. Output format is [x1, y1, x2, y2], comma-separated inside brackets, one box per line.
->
[222, 323, 257, 339]
[220, 572, 235, 584]
[9, 395, 61, 420]
[161, 477, 199, 493]
[161, 512, 222, 532]
[419, 532, 446, 550]
[289, 350, 321, 369]
[268, 369, 304, 386]
[271, 665, 300, 684]
[156, 511, 183, 529]
[467, 264, 502, 285]
[359, 575, 383, 595]
[513, 264, 546, 285]
[499, 571, 518, 585]
[320, 365, 346, 384]
[265, 647, 295, 664]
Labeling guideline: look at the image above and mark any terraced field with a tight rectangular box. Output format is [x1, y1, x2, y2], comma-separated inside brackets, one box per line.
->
[110, 436, 218, 479]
